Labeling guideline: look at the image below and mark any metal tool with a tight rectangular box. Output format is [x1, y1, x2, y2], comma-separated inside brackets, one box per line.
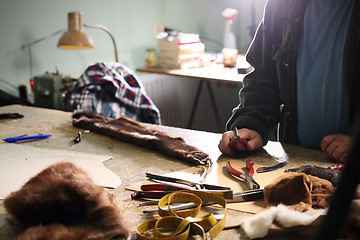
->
[73, 131, 82, 143]
[141, 189, 264, 213]
[256, 161, 287, 173]
[0, 113, 24, 119]
[284, 167, 302, 173]
[226, 161, 260, 190]
[199, 160, 212, 183]
[227, 188, 264, 203]
[145, 172, 233, 199]
[228, 127, 248, 150]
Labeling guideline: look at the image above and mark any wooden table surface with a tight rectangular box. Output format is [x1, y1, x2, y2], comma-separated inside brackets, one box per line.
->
[0, 105, 333, 239]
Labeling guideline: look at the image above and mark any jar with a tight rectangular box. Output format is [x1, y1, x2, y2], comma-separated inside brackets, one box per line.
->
[145, 49, 157, 68]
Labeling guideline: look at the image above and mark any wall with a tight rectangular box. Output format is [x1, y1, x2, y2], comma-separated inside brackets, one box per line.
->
[0, 0, 266, 131]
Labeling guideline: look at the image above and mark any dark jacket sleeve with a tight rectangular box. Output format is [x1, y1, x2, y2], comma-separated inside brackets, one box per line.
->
[226, 0, 284, 145]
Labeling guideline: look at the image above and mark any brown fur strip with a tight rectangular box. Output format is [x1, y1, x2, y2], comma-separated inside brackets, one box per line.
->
[4, 162, 129, 240]
[72, 110, 210, 165]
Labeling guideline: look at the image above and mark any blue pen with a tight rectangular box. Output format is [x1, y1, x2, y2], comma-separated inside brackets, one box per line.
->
[5, 134, 52, 143]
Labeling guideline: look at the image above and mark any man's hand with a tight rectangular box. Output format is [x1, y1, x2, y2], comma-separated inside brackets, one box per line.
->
[321, 134, 353, 162]
[218, 128, 263, 155]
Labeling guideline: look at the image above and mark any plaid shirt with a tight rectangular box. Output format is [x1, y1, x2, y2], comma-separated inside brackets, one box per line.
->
[70, 62, 161, 124]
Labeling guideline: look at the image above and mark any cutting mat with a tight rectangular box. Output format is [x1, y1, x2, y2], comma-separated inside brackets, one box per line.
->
[0, 143, 122, 199]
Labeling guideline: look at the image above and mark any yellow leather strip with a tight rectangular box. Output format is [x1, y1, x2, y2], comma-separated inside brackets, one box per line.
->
[136, 190, 227, 240]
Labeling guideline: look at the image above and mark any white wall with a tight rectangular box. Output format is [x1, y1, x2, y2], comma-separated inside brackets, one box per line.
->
[0, 0, 266, 98]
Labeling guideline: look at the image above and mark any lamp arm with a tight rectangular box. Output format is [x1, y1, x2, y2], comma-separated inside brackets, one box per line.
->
[21, 28, 65, 80]
[22, 29, 65, 49]
[84, 23, 119, 62]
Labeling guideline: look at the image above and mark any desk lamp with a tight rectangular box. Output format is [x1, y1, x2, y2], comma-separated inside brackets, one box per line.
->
[57, 11, 119, 62]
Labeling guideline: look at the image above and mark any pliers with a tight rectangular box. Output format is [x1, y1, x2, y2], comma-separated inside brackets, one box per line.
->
[228, 127, 248, 150]
[226, 160, 260, 190]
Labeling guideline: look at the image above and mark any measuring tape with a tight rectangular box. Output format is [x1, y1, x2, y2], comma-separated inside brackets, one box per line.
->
[137, 190, 227, 240]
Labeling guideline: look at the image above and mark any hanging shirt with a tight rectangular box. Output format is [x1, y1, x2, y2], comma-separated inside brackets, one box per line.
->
[70, 62, 161, 124]
[296, 0, 354, 148]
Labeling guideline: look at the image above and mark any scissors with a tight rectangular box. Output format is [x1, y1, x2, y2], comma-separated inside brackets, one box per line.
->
[226, 160, 260, 190]
[131, 166, 233, 200]
[144, 173, 232, 197]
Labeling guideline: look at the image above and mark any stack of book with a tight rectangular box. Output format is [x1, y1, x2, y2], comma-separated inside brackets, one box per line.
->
[157, 33, 205, 69]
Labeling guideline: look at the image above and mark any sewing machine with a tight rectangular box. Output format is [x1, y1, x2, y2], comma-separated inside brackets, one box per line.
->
[33, 72, 75, 110]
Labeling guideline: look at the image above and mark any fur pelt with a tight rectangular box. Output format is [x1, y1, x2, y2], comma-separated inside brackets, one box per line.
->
[264, 172, 335, 209]
[240, 200, 360, 240]
[299, 165, 342, 187]
[72, 110, 210, 165]
[240, 172, 360, 239]
[239, 204, 327, 240]
[4, 162, 129, 240]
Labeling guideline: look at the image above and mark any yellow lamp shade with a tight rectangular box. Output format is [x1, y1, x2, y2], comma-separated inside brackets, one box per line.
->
[57, 12, 94, 49]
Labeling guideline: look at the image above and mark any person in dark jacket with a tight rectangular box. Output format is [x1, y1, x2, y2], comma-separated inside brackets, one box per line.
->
[218, 0, 360, 162]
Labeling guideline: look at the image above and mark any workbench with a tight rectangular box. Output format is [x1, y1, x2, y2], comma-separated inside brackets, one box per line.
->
[0, 105, 333, 239]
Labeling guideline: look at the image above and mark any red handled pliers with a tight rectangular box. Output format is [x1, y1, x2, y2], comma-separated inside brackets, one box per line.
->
[226, 160, 260, 190]
[228, 127, 248, 150]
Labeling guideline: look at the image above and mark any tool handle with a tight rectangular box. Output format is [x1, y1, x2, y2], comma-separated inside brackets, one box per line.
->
[246, 161, 254, 175]
[131, 191, 174, 200]
[226, 161, 244, 178]
[330, 164, 345, 170]
[239, 137, 248, 144]
[228, 137, 247, 150]
[228, 139, 236, 149]
[141, 184, 185, 191]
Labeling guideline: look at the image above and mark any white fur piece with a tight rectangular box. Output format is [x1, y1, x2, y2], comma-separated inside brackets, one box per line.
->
[240, 207, 277, 239]
[275, 204, 326, 228]
[240, 205, 327, 240]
